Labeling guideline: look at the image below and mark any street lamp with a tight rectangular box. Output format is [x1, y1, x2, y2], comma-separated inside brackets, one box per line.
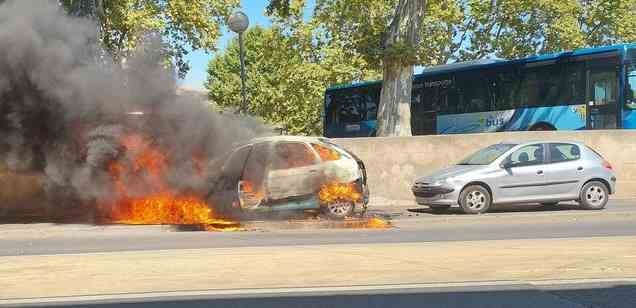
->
[228, 11, 249, 114]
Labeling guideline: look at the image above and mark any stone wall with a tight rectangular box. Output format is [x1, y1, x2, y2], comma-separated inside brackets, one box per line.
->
[334, 130, 636, 205]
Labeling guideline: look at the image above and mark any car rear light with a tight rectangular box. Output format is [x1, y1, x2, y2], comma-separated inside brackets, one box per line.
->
[602, 160, 613, 170]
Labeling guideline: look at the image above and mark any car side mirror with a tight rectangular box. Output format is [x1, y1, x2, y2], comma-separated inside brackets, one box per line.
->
[625, 100, 636, 110]
[501, 160, 513, 169]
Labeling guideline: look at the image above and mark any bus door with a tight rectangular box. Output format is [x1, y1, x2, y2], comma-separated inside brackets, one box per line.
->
[410, 77, 452, 135]
[586, 59, 619, 129]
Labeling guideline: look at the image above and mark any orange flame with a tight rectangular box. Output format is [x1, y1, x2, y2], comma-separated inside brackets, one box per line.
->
[364, 217, 390, 229]
[318, 182, 362, 204]
[100, 133, 239, 231]
[337, 217, 391, 229]
[239, 180, 265, 207]
[110, 192, 240, 231]
[312, 144, 340, 161]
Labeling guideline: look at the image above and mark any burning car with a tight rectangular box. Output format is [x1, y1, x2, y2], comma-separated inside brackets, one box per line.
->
[206, 136, 369, 219]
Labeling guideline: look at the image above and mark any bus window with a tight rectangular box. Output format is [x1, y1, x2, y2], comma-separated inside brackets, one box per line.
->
[338, 97, 364, 122]
[562, 61, 586, 105]
[519, 64, 563, 107]
[455, 71, 490, 113]
[325, 86, 380, 126]
[589, 71, 617, 105]
[494, 68, 521, 110]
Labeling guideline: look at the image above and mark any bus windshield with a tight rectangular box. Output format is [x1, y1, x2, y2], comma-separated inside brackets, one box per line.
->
[324, 84, 380, 137]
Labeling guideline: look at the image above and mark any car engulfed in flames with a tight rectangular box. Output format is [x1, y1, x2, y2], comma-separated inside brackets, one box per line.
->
[207, 136, 370, 220]
[52, 118, 375, 230]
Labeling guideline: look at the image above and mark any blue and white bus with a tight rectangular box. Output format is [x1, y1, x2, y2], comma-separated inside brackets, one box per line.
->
[323, 44, 636, 137]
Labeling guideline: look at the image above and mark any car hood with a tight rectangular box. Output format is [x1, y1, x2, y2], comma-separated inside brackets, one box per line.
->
[415, 165, 484, 183]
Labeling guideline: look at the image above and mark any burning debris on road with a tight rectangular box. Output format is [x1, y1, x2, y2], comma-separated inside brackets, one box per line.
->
[0, 1, 383, 231]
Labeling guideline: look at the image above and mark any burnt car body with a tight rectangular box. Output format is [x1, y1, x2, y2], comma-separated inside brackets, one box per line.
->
[206, 136, 369, 219]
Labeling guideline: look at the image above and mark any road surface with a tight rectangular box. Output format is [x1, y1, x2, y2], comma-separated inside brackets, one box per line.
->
[1, 200, 635, 307]
[1, 200, 635, 256]
[9, 280, 636, 308]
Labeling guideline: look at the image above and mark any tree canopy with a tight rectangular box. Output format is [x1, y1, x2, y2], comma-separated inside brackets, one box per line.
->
[205, 24, 378, 135]
[207, 0, 636, 135]
[60, 0, 238, 77]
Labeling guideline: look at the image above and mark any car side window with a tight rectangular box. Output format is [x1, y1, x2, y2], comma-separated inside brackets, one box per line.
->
[507, 144, 545, 167]
[273, 142, 318, 170]
[549, 143, 580, 163]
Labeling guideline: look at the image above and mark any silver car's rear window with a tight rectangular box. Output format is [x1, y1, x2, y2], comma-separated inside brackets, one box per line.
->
[585, 145, 605, 160]
[458, 143, 516, 165]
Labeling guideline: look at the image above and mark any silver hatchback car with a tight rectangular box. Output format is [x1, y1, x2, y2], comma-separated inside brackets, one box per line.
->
[412, 141, 616, 214]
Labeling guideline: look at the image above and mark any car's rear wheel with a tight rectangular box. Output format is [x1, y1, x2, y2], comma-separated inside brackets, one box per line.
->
[459, 185, 491, 214]
[579, 181, 609, 210]
[322, 200, 354, 219]
[429, 205, 451, 213]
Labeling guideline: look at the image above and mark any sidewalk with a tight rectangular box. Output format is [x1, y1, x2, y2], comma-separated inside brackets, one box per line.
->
[2, 236, 636, 301]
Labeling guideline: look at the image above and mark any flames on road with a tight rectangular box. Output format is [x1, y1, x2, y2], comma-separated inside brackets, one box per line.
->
[98, 133, 240, 231]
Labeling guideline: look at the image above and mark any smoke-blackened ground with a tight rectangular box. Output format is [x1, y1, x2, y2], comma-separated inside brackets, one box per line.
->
[0, 0, 269, 221]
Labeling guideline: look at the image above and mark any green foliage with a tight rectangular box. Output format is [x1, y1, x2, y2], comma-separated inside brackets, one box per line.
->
[60, 0, 238, 77]
[206, 0, 636, 135]
[313, 0, 636, 65]
[462, 0, 636, 60]
[206, 25, 378, 135]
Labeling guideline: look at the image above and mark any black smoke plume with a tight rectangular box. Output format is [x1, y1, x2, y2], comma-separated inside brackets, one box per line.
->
[0, 0, 269, 216]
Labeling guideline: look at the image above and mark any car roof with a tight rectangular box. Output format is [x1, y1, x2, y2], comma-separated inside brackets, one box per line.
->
[249, 135, 326, 143]
[502, 140, 587, 147]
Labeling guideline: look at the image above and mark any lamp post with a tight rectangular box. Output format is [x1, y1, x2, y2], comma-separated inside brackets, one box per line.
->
[228, 11, 249, 114]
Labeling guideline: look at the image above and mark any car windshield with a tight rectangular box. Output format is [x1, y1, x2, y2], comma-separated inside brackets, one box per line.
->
[457, 143, 516, 165]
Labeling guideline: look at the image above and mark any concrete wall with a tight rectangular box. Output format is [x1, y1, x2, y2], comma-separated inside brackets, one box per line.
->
[333, 130, 636, 205]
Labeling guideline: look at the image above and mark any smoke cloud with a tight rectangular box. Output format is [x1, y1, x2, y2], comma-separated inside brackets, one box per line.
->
[0, 0, 269, 214]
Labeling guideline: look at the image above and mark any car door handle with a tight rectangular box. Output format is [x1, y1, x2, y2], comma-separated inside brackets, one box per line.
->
[577, 166, 584, 171]
[536, 170, 544, 175]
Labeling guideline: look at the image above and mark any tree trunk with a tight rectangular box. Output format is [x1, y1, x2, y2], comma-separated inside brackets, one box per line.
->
[376, 0, 425, 137]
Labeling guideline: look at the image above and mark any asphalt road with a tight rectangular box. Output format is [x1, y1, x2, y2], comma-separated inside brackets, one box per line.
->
[10, 280, 636, 308]
[1, 200, 635, 256]
[2, 200, 636, 307]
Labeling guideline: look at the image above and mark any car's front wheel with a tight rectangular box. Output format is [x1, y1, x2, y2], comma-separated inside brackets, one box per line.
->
[459, 185, 491, 214]
[579, 181, 609, 210]
[322, 200, 354, 219]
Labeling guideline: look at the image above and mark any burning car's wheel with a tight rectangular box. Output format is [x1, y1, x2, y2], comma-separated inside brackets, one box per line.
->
[323, 200, 354, 219]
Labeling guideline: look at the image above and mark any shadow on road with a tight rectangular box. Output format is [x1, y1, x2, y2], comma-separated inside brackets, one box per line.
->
[408, 202, 588, 215]
[18, 283, 636, 308]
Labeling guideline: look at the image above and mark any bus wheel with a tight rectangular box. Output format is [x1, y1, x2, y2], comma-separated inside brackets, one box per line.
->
[529, 123, 556, 131]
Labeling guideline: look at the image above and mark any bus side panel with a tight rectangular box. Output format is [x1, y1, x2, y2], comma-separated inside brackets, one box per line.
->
[325, 120, 377, 138]
[436, 105, 586, 134]
[623, 110, 636, 129]
[437, 110, 515, 134]
[504, 105, 587, 131]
